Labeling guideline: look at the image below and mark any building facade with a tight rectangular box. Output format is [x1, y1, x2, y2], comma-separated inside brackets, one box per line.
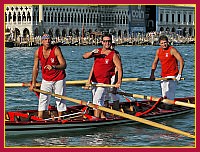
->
[5, 4, 195, 42]
[156, 5, 195, 36]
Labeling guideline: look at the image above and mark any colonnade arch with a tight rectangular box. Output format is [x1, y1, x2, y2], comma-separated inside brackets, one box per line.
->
[23, 28, 29, 38]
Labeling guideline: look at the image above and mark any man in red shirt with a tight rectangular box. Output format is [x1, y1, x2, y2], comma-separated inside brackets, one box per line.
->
[29, 34, 67, 119]
[150, 35, 184, 107]
[82, 33, 123, 118]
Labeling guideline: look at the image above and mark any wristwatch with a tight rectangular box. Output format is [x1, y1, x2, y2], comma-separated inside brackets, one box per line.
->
[52, 65, 56, 69]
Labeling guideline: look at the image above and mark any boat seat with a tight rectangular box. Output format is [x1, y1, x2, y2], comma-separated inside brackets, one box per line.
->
[6, 112, 43, 122]
[7, 112, 29, 121]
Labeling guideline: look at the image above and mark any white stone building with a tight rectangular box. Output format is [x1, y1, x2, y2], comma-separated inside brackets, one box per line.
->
[156, 5, 195, 36]
[5, 4, 195, 42]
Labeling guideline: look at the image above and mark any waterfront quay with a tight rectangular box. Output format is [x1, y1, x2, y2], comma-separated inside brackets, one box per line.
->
[5, 5, 195, 47]
[5, 31, 195, 47]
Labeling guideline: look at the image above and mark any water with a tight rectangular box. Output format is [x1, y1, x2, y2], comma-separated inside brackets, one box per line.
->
[5, 45, 195, 147]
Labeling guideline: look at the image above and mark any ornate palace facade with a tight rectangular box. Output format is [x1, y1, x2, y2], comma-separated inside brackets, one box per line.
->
[5, 5, 195, 41]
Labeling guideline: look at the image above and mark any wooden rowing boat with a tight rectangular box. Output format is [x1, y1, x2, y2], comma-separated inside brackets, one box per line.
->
[5, 96, 194, 136]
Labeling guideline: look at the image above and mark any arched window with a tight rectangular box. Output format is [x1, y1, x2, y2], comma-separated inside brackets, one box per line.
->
[55, 29, 60, 37]
[71, 13, 73, 22]
[172, 27, 176, 32]
[183, 27, 187, 37]
[34, 28, 39, 36]
[118, 30, 121, 37]
[124, 30, 127, 37]
[62, 29, 66, 37]
[81, 14, 83, 23]
[58, 13, 60, 22]
[13, 12, 16, 22]
[17, 12, 21, 22]
[54, 13, 57, 22]
[8, 12, 12, 22]
[69, 29, 72, 36]
[33, 12, 36, 21]
[84, 14, 86, 23]
[87, 14, 89, 23]
[61, 13, 63, 22]
[23, 28, 30, 40]
[189, 28, 192, 36]
[75, 29, 79, 36]
[5, 12, 7, 22]
[160, 27, 164, 31]
[68, 13, 70, 22]
[65, 13, 67, 22]
[48, 29, 53, 37]
[27, 11, 31, 21]
[22, 12, 26, 21]
[51, 12, 53, 22]
[44, 12, 46, 22]
[48, 12, 50, 22]
[78, 14, 80, 22]
[166, 27, 170, 32]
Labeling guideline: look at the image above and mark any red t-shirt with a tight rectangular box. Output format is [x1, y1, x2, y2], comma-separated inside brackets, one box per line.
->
[91, 48, 115, 84]
[158, 46, 178, 77]
[38, 45, 66, 81]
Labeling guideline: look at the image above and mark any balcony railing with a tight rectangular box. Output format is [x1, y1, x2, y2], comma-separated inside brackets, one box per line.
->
[158, 21, 194, 26]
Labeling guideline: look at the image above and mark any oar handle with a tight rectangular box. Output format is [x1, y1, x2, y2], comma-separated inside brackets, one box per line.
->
[32, 88, 195, 139]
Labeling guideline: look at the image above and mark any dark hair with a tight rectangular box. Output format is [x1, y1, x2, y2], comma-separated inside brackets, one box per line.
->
[159, 35, 168, 42]
[102, 33, 112, 41]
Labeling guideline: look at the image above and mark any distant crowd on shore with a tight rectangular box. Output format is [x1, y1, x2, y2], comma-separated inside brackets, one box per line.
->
[5, 31, 195, 47]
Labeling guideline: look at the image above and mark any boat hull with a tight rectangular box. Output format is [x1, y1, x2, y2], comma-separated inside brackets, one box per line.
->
[5, 97, 195, 136]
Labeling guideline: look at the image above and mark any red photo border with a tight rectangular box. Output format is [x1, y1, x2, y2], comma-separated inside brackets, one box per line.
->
[1, 1, 198, 152]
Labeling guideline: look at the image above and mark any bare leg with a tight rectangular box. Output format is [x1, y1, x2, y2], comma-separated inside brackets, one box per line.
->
[58, 111, 62, 117]
[100, 111, 106, 118]
[94, 109, 100, 118]
[58, 111, 63, 120]
[101, 100, 109, 118]
[38, 111, 43, 118]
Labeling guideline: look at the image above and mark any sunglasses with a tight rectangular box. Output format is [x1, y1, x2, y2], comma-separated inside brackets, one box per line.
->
[103, 40, 111, 43]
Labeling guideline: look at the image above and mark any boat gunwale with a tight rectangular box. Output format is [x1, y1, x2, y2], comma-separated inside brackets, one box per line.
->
[5, 96, 194, 126]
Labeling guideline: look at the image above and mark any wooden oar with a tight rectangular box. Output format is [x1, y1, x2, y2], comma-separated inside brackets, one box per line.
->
[5, 81, 87, 87]
[5, 82, 41, 87]
[84, 84, 116, 88]
[32, 88, 195, 139]
[5, 77, 184, 87]
[116, 92, 195, 108]
[65, 80, 87, 85]
[5, 82, 115, 88]
[122, 77, 185, 81]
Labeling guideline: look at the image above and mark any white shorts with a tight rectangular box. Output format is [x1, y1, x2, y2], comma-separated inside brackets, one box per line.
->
[91, 82, 108, 106]
[105, 75, 120, 101]
[160, 76, 177, 100]
[38, 79, 67, 112]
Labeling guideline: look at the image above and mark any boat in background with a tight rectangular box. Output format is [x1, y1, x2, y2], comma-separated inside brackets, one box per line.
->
[5, 96, 194, 136]
[5, 41, 14, 47]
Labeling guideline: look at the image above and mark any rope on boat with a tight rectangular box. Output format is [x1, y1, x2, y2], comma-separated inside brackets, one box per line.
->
[135, 97, 163, 117]
[44, 111, 84, 121]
